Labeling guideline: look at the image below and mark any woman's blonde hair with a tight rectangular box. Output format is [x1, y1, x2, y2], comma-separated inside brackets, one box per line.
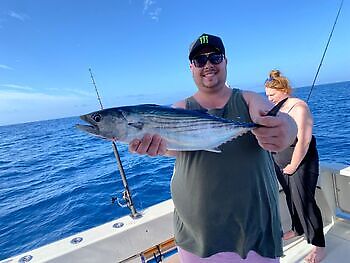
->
[265, 69, 292, 95]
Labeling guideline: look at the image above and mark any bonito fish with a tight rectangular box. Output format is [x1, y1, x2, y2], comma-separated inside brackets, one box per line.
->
[76, 104, 261, 153]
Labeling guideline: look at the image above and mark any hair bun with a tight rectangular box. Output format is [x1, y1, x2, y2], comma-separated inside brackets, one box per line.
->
[269, 69, 281, 79]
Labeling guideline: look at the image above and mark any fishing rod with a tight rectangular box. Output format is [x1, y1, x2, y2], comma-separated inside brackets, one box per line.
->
[306, 0, 344, 102]
[88, 68, 141, 219]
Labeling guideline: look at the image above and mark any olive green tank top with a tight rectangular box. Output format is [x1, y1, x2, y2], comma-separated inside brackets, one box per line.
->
[170, 88, 283, 259]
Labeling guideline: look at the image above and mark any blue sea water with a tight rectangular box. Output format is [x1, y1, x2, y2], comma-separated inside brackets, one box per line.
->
[0, 82, 349, 260]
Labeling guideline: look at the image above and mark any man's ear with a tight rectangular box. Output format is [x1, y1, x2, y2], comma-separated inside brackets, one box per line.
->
[190, 63, 194, 72]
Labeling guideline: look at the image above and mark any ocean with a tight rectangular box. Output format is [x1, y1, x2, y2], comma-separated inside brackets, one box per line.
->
[0, 82, 349, 260]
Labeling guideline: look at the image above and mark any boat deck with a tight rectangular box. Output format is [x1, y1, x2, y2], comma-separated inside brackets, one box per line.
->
[166, 184, 350, 263]
[281, 219, 350, 262]
[277, 174, 350, 262]
[166, 219, 350, 262]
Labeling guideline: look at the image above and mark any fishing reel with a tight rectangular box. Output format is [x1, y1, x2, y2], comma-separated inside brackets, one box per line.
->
[111, 190, 142, 219]
[111, 190, 130, 208]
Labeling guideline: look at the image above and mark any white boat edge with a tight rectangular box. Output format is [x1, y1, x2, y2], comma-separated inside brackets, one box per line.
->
[2, 162, 350, 263]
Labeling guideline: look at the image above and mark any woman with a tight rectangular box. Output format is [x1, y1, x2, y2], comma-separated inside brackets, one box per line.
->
[265, 69, 326, 263]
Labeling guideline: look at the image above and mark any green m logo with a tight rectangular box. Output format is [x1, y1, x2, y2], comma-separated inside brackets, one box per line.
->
[199, 35, 209, 44]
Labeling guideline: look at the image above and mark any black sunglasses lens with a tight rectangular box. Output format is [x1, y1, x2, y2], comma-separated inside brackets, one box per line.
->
[209, 53, 223, 64]
[193, 55, 208, 67]
[193, 53, 223, 68]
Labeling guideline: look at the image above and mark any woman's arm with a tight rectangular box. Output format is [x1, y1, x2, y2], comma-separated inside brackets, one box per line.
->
[283, 101, 313, 174]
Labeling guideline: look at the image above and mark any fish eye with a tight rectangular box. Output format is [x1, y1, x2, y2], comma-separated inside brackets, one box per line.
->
[92, 113, 102, 122]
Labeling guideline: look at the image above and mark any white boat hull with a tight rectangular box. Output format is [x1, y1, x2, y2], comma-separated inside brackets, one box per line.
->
[2, 162, 350, 263]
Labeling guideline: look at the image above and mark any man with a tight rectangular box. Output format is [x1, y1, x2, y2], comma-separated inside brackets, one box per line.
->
[129, 33, 297, 262]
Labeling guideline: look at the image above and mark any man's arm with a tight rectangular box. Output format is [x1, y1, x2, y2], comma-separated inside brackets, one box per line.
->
[243, 91, 297, 152]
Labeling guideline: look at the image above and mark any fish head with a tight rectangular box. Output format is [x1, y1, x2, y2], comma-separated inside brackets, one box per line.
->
[76, 108, 128, 140]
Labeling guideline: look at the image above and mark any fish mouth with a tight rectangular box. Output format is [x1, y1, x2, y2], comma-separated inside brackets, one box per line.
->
[75, 115, 100, 136]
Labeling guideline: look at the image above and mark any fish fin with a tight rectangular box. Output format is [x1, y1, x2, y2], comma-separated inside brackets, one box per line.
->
[128, 122, 144, 130]
[205, 147, 222, 153]
[253, 98, 288, 127]
[120, 110, 145, 130]
[265, 97, 288, 116]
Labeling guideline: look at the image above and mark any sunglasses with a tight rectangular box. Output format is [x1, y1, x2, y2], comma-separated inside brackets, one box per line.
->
[192, 53, 224, 68]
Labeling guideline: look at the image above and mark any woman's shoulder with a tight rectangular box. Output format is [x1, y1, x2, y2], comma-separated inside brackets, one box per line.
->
[286, 97, 312, 118]
[287, 97, 308, 109]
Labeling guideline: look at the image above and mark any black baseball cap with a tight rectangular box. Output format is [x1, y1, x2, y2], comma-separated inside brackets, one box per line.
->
[188, 33, 225, 60]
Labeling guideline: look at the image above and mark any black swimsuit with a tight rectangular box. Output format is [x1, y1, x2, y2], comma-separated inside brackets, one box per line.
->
[273, 99, 325, 247]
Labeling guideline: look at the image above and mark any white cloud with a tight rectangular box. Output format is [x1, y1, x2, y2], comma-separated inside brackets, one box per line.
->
[0, 85, 95, 97]
[149, 8, 161, 21]
[143, 0, 155, 12]
[8, 11, 28, 21]
[0, 64, 13, 70]
[0, 11, 29, 29]
[0, 90, 78, 101]
[143, 0, 161, 21]
[0, 84, 33, 91]
[0, 88, 193, 126]
[0, 90, 97, 125]
[47, 87, 94, 97]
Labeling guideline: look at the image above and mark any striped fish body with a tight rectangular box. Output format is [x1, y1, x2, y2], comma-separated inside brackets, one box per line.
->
[76, 104, 257, 152]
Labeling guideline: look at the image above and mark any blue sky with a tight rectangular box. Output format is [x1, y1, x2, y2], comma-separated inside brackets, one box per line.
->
[1, 0, 349, 125]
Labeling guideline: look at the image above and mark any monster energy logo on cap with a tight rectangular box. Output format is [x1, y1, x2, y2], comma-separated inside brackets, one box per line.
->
[189, 33, 225, 60]
[199, 35, 209, 44]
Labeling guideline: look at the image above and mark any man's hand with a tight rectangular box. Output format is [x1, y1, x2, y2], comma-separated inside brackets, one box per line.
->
[252, 112, 297, 152]
[243, 91, 297, 152]
[128, 134, 167, 157]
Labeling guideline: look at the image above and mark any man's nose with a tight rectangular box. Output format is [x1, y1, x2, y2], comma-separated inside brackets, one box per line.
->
[203, 60, 214, 68]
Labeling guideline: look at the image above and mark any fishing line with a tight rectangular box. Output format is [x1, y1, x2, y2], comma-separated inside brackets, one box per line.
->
[89, 68, 104, 110]
[306, 0, 344, 102]
[88, 68, 141, 219]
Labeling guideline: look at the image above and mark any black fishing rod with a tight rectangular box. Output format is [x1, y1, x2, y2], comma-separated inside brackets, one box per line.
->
[306, 0, 344, 102]
[89, 68, 141, 219]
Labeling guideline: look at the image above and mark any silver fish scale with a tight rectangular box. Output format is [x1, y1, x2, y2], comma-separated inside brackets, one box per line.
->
[135, 112, 238, 131]
[127, 111, 252, 151]
[78, 104, 256, 152]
